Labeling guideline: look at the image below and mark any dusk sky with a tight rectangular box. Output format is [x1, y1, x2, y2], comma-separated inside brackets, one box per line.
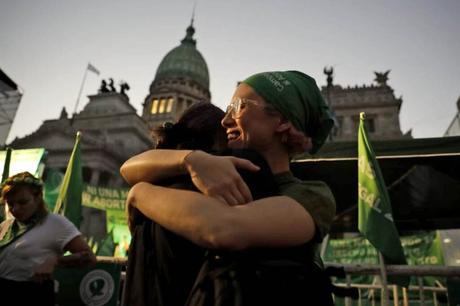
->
[1, 0, 459, 143]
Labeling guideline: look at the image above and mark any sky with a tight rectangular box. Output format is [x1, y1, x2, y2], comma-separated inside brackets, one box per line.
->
[1, 0, 459, 143]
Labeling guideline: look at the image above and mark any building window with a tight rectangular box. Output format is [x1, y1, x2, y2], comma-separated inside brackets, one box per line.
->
[99, 171, 112, 187]
[159, 99, 167, 113]
[354, 115, 375, 133]
[151, 99, 159, 114]
[166, 98, 174, 113]
[333, 116, 343, 137]
[367, 117, 375, 133]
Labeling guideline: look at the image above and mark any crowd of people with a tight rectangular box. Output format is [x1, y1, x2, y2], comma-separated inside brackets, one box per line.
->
[0, 69, 336, 306]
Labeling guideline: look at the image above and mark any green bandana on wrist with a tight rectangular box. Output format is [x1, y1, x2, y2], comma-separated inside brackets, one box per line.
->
[242, 71, 334, 154]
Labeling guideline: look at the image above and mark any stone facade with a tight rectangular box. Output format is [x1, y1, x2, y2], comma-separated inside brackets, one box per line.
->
[321, 70, 410, 141]
[7, 21, 211, 240]
[10, 91, 153, 240]
[0, 68, 22, 146]
[142, 77, 210, 129]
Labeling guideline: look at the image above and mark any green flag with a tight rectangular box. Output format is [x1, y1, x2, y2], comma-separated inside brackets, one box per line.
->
[97, 229, 115, 257]
[54, 132, 83, 228]
[358, 112, 409, 286]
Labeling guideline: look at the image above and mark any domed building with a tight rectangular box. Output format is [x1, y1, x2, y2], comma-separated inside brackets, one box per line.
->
[142, 21, 211, 129]
[8, 21, 212, 240]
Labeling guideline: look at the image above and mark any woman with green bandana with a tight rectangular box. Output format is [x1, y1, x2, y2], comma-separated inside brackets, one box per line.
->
[121, 71, 336, 305]
[0, 172, 96, 305]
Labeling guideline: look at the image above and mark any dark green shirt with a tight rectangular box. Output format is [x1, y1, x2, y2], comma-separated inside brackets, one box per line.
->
[273, 171, 336, 267]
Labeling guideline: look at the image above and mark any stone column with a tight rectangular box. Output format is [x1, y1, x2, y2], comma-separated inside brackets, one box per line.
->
[90, 169, 100, 186]
[81, 168, 106, 240]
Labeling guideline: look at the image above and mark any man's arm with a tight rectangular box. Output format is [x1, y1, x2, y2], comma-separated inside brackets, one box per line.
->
[127, 182, 316, 251]
[121, 150, 259, 205]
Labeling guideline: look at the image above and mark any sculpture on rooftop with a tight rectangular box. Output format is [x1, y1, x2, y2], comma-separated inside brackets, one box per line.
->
[98, 78, 130, 96]
[99, 79, 110, 93]
[323, 66, 334, 88]
[120, 82, 130, 96]
[374, 70, 390, 86]
[108, 78, 116, 92]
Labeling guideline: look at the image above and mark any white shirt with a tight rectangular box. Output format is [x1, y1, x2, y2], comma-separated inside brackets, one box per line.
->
[0, 213, 81, 281]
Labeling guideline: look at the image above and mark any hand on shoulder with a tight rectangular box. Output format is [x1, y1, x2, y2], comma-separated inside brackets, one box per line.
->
[183, 150, 260, 206]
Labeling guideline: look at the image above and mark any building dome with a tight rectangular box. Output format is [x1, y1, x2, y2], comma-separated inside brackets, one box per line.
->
[154, 24, 209, 89]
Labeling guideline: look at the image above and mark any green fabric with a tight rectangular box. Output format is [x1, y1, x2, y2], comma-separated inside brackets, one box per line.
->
[0, 211, 47, 252]
[243, 71, 334, 154]
[274, 171, 335, 240]
[54, 132, 83, 228]
[358, 112, 409, 287]
[273, 171, 336, 268]
[97, 229, 115, 256]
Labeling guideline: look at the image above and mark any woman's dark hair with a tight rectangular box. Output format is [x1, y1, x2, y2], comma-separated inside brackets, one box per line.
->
[152, 102, 227, 151]
[224, 149, 279, 200]
[152, 102, 279, 199]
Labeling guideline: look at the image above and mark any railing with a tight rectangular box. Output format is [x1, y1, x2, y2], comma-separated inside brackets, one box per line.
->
[332, 283, 446, 306]
[95, 257, 460, 306]
[325, 263, 460, 306]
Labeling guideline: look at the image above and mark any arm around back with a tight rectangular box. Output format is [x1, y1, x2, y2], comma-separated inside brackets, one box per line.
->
[121, 150, 259, 205]
[120, 149, 192, 185]
[127, 182, 316, 251]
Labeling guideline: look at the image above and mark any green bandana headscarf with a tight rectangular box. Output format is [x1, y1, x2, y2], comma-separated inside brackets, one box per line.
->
[242, 71, 334, 154]
[0, 171, 47, 252]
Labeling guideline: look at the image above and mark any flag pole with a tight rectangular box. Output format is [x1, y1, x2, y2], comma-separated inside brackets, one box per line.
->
[72, 66, 89, 120]
[54, 131, 83, 228]
[1, 147, 12, 183]
[1, 147, 12, 222]
[378, 251, 391, 306]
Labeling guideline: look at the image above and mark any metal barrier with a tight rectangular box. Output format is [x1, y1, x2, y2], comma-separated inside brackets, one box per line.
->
[326, 263, 460, 306]
[332, 283, 447, 306]
[95, 257, 460, 306]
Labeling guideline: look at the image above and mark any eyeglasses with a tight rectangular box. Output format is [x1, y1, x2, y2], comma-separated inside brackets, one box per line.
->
[225, 97, 261, 118]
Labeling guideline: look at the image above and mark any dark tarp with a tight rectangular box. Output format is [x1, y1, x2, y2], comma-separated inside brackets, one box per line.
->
[290, 136, 460, 233]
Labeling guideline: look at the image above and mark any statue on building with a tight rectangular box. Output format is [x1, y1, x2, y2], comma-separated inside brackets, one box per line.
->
[374, 70, 390, 86]
[108, 78, 116, 92]
[59, 107, 68, 119]
[324, 66, 334, 88]
[99, 79, 110, 93]
[120, 82, 130, 96]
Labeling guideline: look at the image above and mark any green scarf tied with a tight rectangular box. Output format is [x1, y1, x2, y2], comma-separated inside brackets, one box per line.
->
[0, 211, 47, 252]
[243, 71, 334, 154]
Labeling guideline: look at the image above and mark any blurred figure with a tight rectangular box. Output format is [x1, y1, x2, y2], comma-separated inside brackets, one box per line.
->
[0, 172, 96, 305]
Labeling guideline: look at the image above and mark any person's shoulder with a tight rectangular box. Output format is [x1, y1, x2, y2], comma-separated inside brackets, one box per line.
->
[276, 172, 332, 196]
[276, 173, 335, 210]
[279, 175, 336, 240]
[45, 213, 76, 227]
[297, 180, 334, 199]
